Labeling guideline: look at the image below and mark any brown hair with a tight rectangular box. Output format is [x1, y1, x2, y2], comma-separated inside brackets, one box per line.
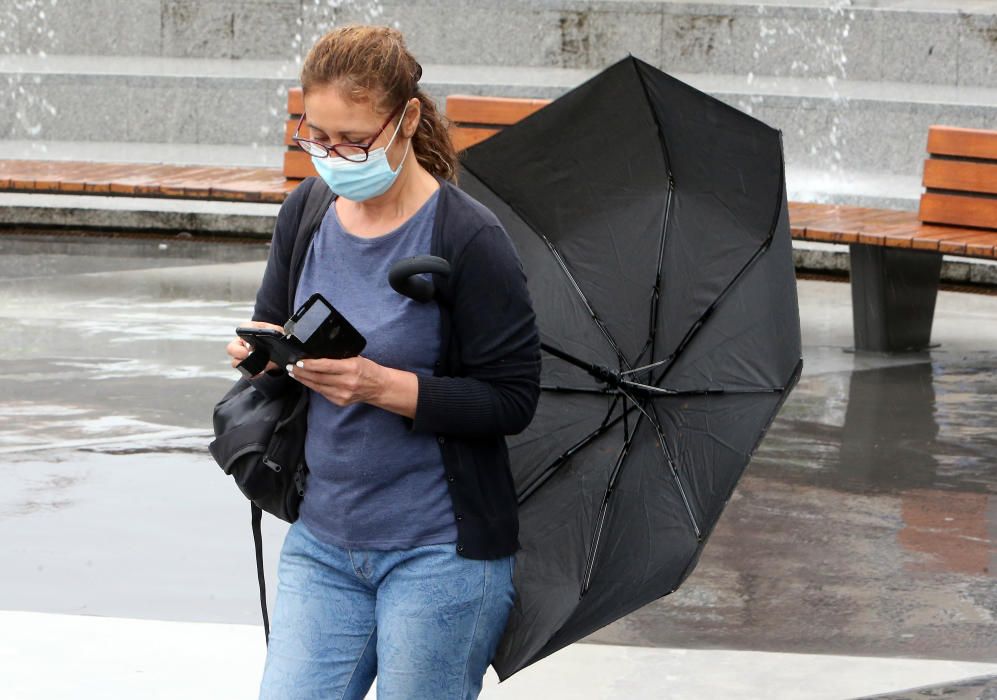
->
[299, 25, 458, 183]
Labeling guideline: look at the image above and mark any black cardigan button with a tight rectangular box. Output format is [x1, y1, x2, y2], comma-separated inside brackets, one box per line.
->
[457, 544, 464, 552]
[437, 436, 445, 444]
[448, 475, 455, 482]
[456, 514, 463, 521]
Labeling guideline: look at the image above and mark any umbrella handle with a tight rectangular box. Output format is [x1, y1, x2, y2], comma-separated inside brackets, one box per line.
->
[388, 255, 451, 303]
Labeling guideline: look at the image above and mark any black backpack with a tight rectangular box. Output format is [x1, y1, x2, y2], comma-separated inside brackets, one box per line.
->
[208, 177, 335, 644]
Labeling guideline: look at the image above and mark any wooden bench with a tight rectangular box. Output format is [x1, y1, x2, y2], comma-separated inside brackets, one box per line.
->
[445, 94, 997, 354]
[0, 160, 293, 203]
[2, 89, 995, 354]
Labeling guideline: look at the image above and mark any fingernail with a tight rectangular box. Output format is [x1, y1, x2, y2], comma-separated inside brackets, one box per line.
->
[285, 364, 293, 374]
[295, 360, 304, 368]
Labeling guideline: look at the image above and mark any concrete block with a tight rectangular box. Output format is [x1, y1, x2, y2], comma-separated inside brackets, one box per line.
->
[727, 7, 883, 82]
[1, 1, 25, 54]
[550, 7, 663, 69]
[232, 1, 299, 60]
[840, 101, 980, 174]
[660, 10, 739, 74]
[302, 1, 662, 70]
[878, 11, 959, 86]
[10, 77, 130, 141]
[958, 12, 997, 88]
[161, 0, 239, 59]
[321, 1, 556, 67]
[37, 0, 162, 56]
[194, 78, 291, 147]
[716, 91, 997, 176]
[746, 103, 836, 169]
[121, 76, 200, 144]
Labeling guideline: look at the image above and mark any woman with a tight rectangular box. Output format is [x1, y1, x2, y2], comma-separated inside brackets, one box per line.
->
[224, 25, 542, 700]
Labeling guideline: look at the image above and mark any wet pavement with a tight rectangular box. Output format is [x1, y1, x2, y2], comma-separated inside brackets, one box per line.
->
[1, 233, 995, 698]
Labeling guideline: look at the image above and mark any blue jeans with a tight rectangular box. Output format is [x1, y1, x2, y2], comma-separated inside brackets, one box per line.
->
[258, 518, 517, 700]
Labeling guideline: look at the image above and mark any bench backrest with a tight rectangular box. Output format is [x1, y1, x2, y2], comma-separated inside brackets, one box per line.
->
[284, 88, 313, 180]
[919, 126, 997, 231]
[445, 95, 551, 151]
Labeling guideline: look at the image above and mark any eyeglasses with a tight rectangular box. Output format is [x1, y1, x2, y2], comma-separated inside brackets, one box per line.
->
[292, 105, 403, 162]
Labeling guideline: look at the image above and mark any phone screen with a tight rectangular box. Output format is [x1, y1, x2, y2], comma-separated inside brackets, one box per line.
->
[290, 297, 333, 342]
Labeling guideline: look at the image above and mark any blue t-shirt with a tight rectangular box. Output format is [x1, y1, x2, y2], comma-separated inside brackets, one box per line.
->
[293, 188, 458, 549]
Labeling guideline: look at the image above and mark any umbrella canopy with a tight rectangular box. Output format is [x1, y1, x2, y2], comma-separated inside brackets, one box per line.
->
[456, 55, 804, 680]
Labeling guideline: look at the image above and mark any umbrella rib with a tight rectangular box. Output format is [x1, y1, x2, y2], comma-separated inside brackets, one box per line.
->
[458, 164, 634, 371]
[580, 408, 644, 597]
[618, 380, 790, 397]
[618, 387, 703, 539]
[646, 154, 786, 389]
[649, 238, 771, 389]
[535, 233, 634, 371]
[540, 385, 616, 395]
[541, 342, 620, 387]
[517, 396, 635, 506]
[632, 58, 676, 372]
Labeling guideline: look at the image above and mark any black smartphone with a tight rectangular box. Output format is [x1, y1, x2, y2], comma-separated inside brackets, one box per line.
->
[235, 293, 366, 379]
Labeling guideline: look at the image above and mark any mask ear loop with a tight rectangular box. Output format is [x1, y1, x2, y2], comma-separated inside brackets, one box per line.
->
[386, 101, 412, 174]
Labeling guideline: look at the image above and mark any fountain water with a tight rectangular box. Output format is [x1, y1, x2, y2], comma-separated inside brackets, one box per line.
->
[1, 0, 59, 153]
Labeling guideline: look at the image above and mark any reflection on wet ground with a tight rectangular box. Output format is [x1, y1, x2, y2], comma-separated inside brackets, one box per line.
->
[1, 235, 995, 684]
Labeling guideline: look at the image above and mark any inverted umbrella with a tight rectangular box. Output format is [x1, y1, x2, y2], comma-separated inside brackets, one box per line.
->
[456, 55, 804, 680]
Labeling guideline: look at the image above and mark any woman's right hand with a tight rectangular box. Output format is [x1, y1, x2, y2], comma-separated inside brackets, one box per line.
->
[226, 320, 284, 376]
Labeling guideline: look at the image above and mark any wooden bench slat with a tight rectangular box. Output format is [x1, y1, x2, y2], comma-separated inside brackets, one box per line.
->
[80, 164, 153, 193]
[8, 161, 68, 192]
[927, 125, 997, 161]
[446, 95, 551, 126]
[919, 192, 997, 230]
[798, 225, 860, 244]
[854, 224, 923, 245]
[923, 158, 997, 196]
[52, 163, 104, 193]
[284, 150, 317, 179]
[450, 126, 501, 152]
[107, 165, 212, 195]
[907, 225, 990, 251]
[285, 119, 299, 146]
[288, 87, 304, 116]
[203, 169, 288, 197]
[0, 160, 290, 201]
[938, 232, 997, 256]
[156, 167, 236, 197]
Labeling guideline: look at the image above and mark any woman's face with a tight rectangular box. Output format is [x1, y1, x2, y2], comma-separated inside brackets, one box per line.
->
[302, 84, 417, 171]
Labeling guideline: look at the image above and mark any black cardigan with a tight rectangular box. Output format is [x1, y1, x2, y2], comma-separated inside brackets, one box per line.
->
[249, 175, 542, 559]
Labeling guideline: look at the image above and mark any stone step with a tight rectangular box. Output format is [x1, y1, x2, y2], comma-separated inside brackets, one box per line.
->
[2, 0, 995, 88]
[3, 54, 996, 179]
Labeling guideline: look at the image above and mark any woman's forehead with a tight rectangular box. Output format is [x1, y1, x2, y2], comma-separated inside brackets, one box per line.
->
[303, 85, 383, 132]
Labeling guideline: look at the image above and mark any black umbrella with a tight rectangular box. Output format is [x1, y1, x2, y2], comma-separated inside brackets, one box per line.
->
[456, 55, 804, 680]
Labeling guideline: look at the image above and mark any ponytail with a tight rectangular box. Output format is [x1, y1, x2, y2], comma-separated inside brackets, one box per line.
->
[412, 88, 458, 183]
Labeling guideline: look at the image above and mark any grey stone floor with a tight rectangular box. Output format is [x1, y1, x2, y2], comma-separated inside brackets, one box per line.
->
[0, 234, 995, 698]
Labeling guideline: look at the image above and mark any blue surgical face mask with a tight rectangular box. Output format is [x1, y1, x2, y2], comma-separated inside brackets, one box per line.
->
[310, 102, 411, 202]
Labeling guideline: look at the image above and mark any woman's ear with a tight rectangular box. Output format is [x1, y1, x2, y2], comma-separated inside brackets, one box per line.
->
[403, 97, 421, 139]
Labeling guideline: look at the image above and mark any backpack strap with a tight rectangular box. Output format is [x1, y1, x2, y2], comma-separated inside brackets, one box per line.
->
[252, 503, 270, 643]
[286, 177, 336, 314]
[254, 176, 334, 648]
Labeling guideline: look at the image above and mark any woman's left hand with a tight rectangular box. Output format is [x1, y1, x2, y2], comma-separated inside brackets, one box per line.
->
[287, 356, 388, 407]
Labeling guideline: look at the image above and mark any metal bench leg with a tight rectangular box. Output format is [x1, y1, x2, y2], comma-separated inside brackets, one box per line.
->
[848, 244, 942, 353]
